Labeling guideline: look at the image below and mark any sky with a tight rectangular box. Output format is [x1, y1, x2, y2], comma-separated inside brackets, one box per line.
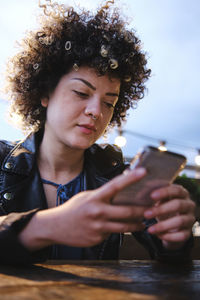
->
[0, 0, 200, 169]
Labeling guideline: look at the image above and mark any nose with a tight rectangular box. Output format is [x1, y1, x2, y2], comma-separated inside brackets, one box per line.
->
[84, 97, 102, 120]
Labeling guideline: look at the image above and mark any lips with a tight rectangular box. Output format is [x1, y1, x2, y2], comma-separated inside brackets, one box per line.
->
[77, 124, 97, 134]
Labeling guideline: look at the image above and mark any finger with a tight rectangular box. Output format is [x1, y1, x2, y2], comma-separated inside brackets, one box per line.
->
[81, 195, 146, 222]
[98, 168, 146, 201]
[156, 230, 192, 243]
[104, 204, 146, 222]
[151, 184, 189, 202]
[147, 214, 195, 235]
[102, 220, 145, 233]
[144, 198, 196, 219]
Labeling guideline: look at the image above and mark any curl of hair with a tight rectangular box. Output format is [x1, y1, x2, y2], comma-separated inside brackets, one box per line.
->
[5, 0, 151, 132]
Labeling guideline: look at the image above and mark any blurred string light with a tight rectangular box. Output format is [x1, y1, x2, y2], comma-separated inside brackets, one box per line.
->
[158, 140, 167, 152]
[114, 129, 200, 167]
[195, 149, 200, 166]
[114, 129, 127, 148]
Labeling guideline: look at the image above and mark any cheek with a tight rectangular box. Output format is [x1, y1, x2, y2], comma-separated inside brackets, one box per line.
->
[100, 113, 113, 132]
[46, 101, 83, 127]
[46, 104, 65, 127]
[105, 110, 114, 124]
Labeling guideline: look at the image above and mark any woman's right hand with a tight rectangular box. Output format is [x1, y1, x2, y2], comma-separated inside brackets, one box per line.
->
[19, 168, 147, 251]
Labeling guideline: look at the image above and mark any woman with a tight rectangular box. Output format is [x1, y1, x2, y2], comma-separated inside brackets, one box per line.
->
[0, 0, 195, 264]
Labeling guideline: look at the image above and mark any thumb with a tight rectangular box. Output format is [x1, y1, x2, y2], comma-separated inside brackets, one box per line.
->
[98, 167, 146, 201]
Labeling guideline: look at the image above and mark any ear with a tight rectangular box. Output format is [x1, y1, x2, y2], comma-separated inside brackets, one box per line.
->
[41, 97, 49, 108]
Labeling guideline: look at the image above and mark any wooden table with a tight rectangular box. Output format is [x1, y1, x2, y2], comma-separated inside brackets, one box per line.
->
[0, 260, 200, 299]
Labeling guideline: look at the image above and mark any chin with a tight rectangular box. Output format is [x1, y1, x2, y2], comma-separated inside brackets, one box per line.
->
[61, 133, 98, 150]
[67, 140, 95, 150]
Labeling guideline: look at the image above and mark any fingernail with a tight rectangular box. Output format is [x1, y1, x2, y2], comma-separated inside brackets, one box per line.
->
[148, 226, 155, 234]
[144, 210, 153, 218]
[135, 167, 146, 176]
[151, 191, 160, 198]
[123, 168, 132, 175]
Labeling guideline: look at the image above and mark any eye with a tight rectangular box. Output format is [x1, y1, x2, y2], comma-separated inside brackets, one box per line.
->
[72, 90, 89, 98]
[104, 102, 115, 109]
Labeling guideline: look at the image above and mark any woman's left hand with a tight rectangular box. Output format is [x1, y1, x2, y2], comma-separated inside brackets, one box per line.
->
[144, 184, 196, 250]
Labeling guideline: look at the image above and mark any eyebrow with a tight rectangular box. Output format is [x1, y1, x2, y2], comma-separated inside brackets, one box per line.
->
[71, 78, 96, 90]
[106, 92, 119, 97]
[71, 77, 119, 97]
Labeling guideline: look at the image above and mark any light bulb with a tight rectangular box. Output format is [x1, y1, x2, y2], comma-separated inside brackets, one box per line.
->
[114, 135, 127, 148]
[158, 141, 167, 152]
[195, 152, 200, 166]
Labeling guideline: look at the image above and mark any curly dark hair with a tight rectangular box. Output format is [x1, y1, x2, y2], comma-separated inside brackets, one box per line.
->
[5, 0, 151, 132]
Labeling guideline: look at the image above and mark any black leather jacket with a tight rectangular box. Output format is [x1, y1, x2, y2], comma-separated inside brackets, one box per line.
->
[0, 131, 193, 264]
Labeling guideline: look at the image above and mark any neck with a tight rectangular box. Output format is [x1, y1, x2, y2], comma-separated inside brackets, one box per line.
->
[37, 134, 85, 185]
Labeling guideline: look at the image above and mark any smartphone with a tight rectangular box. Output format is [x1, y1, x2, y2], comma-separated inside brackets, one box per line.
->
[112, 146, 187, 206]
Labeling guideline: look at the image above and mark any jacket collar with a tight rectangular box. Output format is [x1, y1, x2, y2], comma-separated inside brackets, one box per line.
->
[85, 143, 125, 178]
[2, 131, 42, 176]
[2, 130, 125, 178]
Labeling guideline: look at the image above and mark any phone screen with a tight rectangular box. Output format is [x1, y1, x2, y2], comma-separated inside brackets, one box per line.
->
[112, 146, 187, 206]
